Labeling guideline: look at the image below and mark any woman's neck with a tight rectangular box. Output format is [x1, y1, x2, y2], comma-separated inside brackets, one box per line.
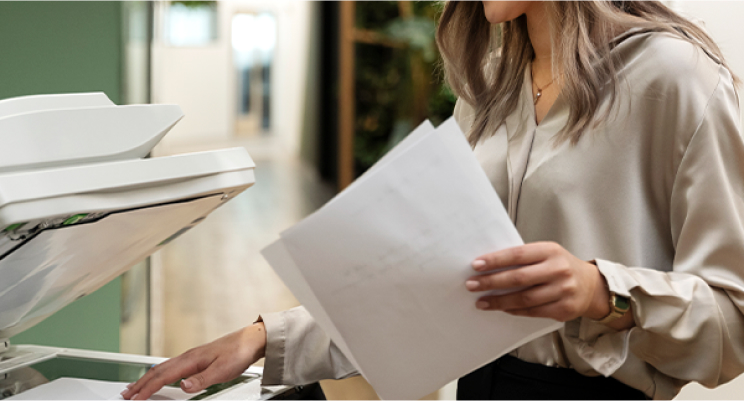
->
[524, 2, 560, 124]
[524, 3, 552, 71]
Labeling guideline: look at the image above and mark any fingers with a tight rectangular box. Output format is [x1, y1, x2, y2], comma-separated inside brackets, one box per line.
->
[472, 242, 562, 272]
[477, 293, 579, 322]
[475, 283, 563, 312]
[466, 259, 568, 292]
[122, 355, 205, 400]
[181, 364, 228, 393]
[468, 242, 599, 322]
[508, 300, 578, 322]
[123, 325, 265, 400]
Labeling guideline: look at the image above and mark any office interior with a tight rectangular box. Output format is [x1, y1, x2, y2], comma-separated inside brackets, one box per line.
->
[0, 1, 743, 399]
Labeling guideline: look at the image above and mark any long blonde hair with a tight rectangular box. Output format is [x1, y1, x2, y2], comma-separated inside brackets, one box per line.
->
[436, 1, 739, 146]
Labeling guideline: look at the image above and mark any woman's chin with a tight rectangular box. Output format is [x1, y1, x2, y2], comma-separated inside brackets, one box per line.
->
[482, 0, 534, 24]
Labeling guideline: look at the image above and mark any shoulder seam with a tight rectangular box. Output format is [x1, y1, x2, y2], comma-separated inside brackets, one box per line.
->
[671, 64, 725, 193]
[685, 64, 725, 153]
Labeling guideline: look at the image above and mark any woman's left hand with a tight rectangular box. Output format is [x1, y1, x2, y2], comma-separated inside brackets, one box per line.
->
[465, 241, 610, 322]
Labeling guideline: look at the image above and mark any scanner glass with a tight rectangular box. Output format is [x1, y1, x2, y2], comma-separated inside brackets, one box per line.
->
[0, 356, 259, 400]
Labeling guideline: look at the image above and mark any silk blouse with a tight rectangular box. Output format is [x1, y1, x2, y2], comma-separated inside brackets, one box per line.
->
[260, 31, 744, 399]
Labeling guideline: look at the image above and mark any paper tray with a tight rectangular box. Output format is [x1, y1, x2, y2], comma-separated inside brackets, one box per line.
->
[0, 104, 184, 173]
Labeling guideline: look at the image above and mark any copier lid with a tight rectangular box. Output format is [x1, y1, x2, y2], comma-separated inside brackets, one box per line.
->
[0, 93, 255, 338]
[0, 93, 183, 173]
[0, 92, 114, 119]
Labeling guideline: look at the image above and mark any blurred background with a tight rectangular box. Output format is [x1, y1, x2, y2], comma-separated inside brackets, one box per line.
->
[0, 1, 742, 399]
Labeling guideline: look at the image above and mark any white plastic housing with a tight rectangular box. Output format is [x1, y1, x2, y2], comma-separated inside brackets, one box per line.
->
[0, 92, 256, 339]
[0, 104, 184, 173]
[0, 92, 114, 120]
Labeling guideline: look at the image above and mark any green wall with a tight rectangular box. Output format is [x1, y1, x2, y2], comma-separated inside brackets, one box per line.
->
[0, 1, 123, 352]
[0, 1, 122, 101]
[10, 281, 122, 352]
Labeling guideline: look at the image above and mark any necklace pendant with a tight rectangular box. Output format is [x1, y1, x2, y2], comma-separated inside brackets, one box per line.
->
[534, 90, 542, 105]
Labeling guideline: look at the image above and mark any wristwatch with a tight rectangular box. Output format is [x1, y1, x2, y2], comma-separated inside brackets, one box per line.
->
[597, 292, 630, 325]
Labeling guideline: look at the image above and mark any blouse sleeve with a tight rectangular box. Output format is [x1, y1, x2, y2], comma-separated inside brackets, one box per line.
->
[564, 66, 744, 389]
[260, 306, 359, 385]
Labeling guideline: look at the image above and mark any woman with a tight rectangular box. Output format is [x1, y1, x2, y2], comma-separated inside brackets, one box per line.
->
[123, 1, 744, 399]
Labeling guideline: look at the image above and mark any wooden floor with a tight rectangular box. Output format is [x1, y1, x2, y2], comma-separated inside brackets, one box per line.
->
[150, 138, 390, 399]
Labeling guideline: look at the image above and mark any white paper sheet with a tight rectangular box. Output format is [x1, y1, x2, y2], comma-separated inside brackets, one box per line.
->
[322, 119, 436, 210]
[261, 240, 362, 374]
[263, 118, 563, 400]
[8, 377, 204, 400]
[260, 120, 439, 375]
[348, 120, 435, 183]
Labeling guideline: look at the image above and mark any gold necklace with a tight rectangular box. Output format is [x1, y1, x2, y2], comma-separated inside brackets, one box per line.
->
[531, 71, 557, 105]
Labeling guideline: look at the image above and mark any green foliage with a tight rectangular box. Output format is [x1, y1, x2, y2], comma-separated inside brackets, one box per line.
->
[356, 1, 400, 30]
[429, 81, 458, 121]
[385, 17, 437, 62]
[170, 1, 215, 9]
[354, 42, 405, 170]
[354, 2, 456, 175]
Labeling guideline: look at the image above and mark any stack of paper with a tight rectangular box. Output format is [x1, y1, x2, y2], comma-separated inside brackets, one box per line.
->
[262, 118, 562, 400]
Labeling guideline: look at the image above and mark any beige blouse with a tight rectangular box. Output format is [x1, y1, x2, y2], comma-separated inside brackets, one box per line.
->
[260, 31, 744, 400]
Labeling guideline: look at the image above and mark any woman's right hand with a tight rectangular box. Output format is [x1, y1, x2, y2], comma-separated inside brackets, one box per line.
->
[121, 322, 267, 400]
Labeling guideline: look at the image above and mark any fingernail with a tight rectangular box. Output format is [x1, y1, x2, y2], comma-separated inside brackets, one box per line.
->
[182, 379, 193, 390]
[465, 280, 480, 290]
[476, 301, 489, 310]
[472, 260, 486, 270]
[131, 394, 139, 400]
[126, 383, 133, 389]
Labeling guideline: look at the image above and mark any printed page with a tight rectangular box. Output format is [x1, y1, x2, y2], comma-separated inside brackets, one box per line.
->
[266, 118, 563, 400]
[260, 120, 439, 374]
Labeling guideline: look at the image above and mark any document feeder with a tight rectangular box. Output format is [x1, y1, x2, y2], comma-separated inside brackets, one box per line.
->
[0, 93, 318, 400]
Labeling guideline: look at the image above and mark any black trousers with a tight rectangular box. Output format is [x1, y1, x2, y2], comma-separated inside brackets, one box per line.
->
[457, 355, 648, 400]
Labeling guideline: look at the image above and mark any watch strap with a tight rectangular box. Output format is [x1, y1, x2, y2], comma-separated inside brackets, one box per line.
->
[596, 292, 630, 325]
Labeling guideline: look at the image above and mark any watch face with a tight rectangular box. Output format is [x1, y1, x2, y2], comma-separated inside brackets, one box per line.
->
[615, 295, 631, 312]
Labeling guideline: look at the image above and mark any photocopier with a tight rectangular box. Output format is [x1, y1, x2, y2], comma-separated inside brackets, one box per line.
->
[0, 93, 322, 400]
